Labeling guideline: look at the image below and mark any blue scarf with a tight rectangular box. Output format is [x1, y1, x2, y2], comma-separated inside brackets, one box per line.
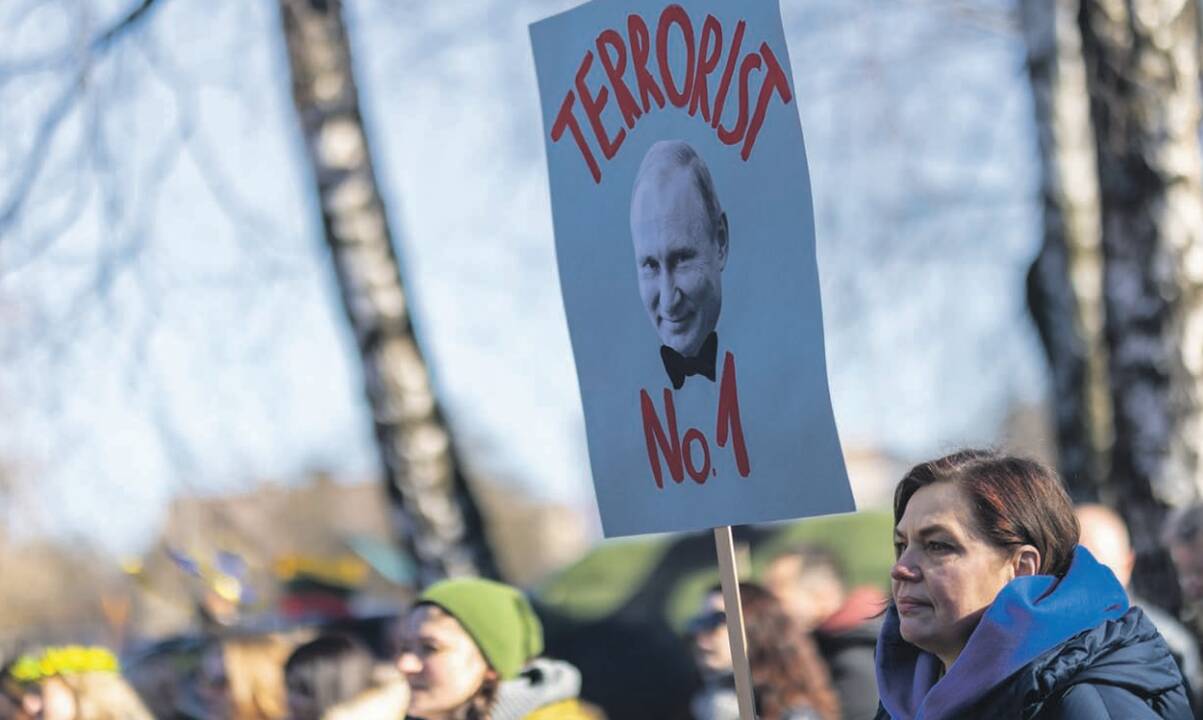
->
[875, 545, 1129, 720]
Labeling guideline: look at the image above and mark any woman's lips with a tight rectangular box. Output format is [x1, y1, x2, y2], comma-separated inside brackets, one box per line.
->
[896, 597, 931, 614]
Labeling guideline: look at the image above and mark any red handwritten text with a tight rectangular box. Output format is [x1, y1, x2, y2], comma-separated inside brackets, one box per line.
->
[640, 351, 751, 489]
[550, 5, 793, 183]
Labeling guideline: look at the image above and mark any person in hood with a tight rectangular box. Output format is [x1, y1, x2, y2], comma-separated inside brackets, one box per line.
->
[397, 578, 594, 720]
[876, 449, 1191, 719]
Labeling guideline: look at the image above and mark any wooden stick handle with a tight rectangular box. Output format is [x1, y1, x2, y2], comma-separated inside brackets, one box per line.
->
[714, 525, 756, 720]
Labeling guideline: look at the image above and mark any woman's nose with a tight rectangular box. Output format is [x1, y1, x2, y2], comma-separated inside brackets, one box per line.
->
[396, 652, 421, 674]
[891, 554, 921, 583]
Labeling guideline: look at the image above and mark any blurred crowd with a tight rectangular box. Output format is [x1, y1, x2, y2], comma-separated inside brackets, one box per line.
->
[0, 537, 886, 719]
[8, 450, 1203, 718]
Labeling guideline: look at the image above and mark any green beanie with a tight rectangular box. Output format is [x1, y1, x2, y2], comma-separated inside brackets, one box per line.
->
[417, 578, 544, 680]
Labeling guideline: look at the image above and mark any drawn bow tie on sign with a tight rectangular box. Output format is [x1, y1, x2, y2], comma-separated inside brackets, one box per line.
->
[660, 332, 719, 390]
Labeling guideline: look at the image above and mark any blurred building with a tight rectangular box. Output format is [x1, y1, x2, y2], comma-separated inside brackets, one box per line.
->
[844, 445, 909, 511]
[130, 471, 595, 636]
[474, 478, 594, 588]
[130, 473, 406, 637]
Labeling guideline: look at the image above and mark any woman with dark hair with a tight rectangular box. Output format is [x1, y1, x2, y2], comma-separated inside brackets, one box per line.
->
[876, 449, 1191, 719]
[284, 634, 376, 720]
[688, 582, 840, 720]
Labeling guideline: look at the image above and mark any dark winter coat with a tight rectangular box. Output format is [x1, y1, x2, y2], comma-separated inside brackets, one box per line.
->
[875, 546, 1191, 719]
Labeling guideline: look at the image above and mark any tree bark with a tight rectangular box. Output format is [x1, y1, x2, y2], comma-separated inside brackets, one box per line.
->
[277, 0, 498, 585]
[1021, 0, 1112, 499]
[1079, 0, 1203, 600]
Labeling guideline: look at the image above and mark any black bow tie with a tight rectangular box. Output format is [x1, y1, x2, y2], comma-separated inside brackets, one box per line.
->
[661, 332, 718, 390]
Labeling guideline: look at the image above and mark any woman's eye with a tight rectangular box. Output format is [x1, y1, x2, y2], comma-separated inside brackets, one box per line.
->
[893, 542, 906, 556]
[927, 541, 951, 553]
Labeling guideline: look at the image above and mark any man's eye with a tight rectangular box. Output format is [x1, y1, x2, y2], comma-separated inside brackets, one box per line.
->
[893, 542, 906, 556]
[641, 259, 659, 271]
[927, 541, 952, 553]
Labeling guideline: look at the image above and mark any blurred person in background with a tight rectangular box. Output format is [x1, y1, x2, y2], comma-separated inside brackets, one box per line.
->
[1166, 506, 1203, 633]
[4, 645, 152, 720]
[198, 633, 297, 719]
[322, 677, 410, 720]
[44, 670, 154, 720]
[398, 577, 594, 720]
[687, 583, 840, 720]
[2, 654, 43, 720]
[877, 450, 1189, 719]
[284, 633, 379, 720]
[763, 544, 884, 720]
[1077, 503, 1203, 710]
[123, 638, 208, 720]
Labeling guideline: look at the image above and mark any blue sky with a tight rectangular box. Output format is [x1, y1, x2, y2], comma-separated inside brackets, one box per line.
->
[0, 0, 1045, 556]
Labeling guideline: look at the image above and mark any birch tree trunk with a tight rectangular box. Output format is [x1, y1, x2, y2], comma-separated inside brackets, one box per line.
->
[1021, 0, 1111, 498]
[277, 0, 498, 585]
[1079, 0, 1203, 598]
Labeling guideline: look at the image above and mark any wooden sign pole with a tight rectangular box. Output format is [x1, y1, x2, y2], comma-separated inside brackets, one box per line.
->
[714, 525, 756, 720]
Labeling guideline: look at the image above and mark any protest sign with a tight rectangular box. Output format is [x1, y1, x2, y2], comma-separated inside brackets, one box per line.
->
[531, 0, 854, 538]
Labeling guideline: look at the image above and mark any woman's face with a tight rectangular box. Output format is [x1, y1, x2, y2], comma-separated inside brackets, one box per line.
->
[891, 482, 1020, 666]
[396, 605, 491, 720]
[39, 677, 76, 720]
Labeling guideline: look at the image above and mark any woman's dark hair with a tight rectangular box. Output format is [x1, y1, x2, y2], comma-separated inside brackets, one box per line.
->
[894, 449, 1079, 577]
[465, 675, 499, 720]
[284, 634, 375, 720]
[712, 583, 840, 720]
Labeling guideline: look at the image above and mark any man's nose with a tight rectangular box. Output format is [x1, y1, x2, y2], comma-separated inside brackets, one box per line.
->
[659, 270, 680, 309]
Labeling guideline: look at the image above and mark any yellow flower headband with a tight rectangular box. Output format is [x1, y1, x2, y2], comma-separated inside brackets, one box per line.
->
[8, 646, 119, 683]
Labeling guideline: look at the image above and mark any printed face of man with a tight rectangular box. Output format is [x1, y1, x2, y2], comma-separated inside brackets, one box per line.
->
[631, 164, 728, 358]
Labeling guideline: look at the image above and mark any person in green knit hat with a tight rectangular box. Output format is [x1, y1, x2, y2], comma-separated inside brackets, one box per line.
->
[397, 577, 597, 720]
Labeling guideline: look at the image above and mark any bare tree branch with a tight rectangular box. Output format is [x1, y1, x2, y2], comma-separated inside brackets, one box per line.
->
[0, 0, 167, 245]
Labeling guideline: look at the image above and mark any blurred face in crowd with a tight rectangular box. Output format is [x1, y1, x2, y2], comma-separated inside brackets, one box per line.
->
[1170, 537, 1203, 602]
[631, 159, 728, 358]
[39, 677, 77, 720]
[286, 683, 319, 720]
[396, 604, 492, 720]
[763, 555, 844, 631]
[1075, 504, 1134, 588]
[0, 687, 41, 720]
[688, 591, 733, 676]
[891, 482, 1038, 668]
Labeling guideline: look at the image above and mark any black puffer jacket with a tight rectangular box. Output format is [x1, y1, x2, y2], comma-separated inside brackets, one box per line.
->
[976, 607, 1188, 718]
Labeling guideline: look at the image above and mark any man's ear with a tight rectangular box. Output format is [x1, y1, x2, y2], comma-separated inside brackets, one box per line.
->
[715, 212, 729, 270]
[1013, 545, 1041, 577]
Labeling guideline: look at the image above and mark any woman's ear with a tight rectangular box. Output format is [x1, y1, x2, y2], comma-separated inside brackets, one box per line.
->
[1013, 545, 1041, 577]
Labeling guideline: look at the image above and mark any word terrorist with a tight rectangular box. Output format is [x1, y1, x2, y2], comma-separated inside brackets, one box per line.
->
[550, 4, 793, 183]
